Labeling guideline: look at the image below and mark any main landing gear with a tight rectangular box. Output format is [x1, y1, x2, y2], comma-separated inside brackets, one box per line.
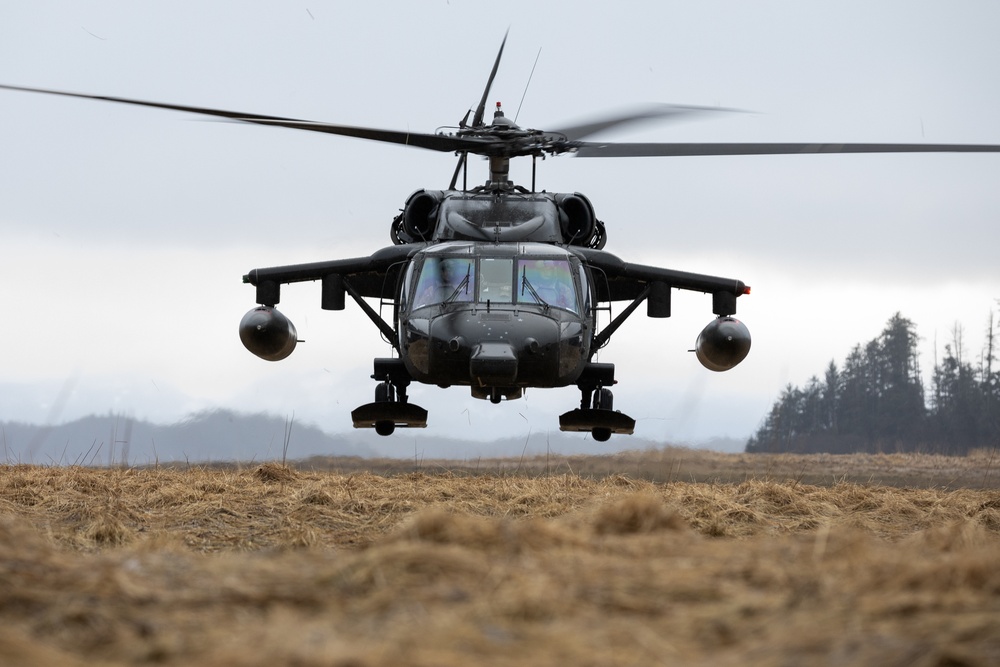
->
[353, 359, 634, 441]
[351, 358, 428, 436]
[558, 362, 635, 442]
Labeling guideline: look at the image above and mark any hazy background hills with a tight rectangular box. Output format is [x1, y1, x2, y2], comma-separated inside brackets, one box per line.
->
[0, 410, 745, 466]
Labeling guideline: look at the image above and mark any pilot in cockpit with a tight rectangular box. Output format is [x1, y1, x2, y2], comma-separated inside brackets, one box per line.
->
[523, 259, 575, 310]
[416, 258, 474, 306]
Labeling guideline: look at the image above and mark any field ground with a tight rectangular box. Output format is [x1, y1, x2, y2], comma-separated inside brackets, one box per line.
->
[1, 448, 999, 666]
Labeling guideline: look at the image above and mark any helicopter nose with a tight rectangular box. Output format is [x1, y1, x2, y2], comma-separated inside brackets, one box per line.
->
[469, 342, 517, 386]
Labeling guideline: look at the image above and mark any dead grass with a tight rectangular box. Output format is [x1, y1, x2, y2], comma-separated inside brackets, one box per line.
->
[300, 445, 1000, 488]
[1, 450, 999, 666]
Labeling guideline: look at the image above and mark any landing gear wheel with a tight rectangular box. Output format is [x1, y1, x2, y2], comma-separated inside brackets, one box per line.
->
[560, 373, 634, 439]
[375, 381, 395, 403]
[375, 420, 396, 436]
[591, 427, 612, 442]
[353, 358, 427, 433]
[374, 382, 398, 435]
[592, 387, 613, 410]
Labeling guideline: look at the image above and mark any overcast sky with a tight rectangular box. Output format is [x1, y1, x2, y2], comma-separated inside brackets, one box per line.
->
[2, 1, 998, 453]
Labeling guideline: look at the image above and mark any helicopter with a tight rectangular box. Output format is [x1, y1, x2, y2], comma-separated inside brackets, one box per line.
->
[4, 34, 1000, 442]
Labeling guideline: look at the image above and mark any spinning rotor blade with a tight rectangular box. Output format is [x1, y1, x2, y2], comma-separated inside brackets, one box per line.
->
[224, 117, 480, 152]
[550, 104, 744, 142]
[0, 82, 485, 154]
[574, 140, 1000, 158]
[7, 81, 998, 164]
[0, 82, 300, 123]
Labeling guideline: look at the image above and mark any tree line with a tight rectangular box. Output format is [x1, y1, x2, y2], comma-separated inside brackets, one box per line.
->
[746, 311, 999, 455]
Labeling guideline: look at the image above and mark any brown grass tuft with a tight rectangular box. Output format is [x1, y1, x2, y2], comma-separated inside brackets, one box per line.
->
[592, 493, 687, 534]
[83, 512, 133, 546]
[253, 462, 297, 483]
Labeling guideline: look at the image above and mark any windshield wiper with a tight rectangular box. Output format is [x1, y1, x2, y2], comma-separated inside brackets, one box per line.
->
[520, 267, 549, 311]
[443, 265, 472, 305]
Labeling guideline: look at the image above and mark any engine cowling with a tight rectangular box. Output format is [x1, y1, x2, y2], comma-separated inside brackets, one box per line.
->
[556, 193, 597, 246]
[695, 316, 751, 372]
[401, 190, 442, 242]
[239, 306, 298, 361]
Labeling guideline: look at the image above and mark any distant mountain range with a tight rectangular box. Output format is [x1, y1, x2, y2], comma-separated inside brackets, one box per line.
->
[0, 410, 373, 465]
[1, 409, 740, 465]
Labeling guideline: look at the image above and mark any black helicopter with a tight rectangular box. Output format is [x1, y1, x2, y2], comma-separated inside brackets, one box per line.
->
[4, 35, 1000, 441]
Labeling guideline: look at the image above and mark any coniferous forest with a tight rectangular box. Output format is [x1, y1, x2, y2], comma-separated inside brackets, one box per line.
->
[746, 312, 1000, 455]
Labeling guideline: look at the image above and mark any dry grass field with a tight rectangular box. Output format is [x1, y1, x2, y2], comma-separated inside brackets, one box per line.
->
[2, 447, 999, 666]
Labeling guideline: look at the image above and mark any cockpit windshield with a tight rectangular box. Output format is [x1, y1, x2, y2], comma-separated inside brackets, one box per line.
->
[410, 254, 580, 314]
[517, 259, 579, 312]
[412, 257, 475, 308]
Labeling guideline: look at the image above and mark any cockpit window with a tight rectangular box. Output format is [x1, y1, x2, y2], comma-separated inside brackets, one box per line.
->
[517, 259, 579, 312]
[409, 254, 580, 314]
[412, 257, 475, 308]
[478, 258, 514, 303]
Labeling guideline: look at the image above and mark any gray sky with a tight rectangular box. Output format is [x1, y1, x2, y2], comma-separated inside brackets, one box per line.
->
[2, 1, 998, 451]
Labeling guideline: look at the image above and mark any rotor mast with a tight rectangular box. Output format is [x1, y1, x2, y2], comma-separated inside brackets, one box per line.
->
[488, 155, 510, 189]
[485, 102, 516, 189]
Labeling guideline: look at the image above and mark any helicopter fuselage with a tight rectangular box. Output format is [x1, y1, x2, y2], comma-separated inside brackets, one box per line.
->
[237, 183, 751, 438]
[397, 241, 592, 402]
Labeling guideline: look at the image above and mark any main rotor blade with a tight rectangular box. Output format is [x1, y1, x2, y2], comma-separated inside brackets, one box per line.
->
[550, 104, 745, 142]
[0, 82, 483, 153]
[0, 82, 308, 123]
[226, 118, 482, 152]
[573, 141, 1000, 158]
[471, 29, 509, 128]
